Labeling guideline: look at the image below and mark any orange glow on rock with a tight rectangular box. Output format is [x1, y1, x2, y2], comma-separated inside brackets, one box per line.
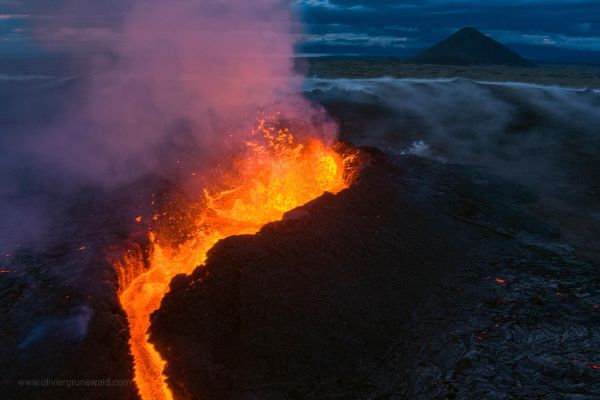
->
[116, 116, 358, 400]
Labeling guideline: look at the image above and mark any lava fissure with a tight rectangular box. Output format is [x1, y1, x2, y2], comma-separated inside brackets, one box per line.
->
[115, 117, 358, 400]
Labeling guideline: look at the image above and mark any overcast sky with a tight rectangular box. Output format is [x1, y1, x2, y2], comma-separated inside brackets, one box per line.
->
[1, 0, 599, 59]
[297, 0, 600, 57]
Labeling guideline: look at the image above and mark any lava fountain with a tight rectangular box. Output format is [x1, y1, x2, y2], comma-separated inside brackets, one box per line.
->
[115, 115, 357, 400]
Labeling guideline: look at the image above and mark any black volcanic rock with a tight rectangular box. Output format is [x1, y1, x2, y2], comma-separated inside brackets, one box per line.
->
[3, 146, 597, 399]
[409, 27, 536, 67]
[149, 150, 571, 400]
[0, 178, 171, 400]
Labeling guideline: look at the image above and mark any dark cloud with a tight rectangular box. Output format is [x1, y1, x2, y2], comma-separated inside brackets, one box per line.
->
[297, 0, 600, 58]
[0, 0, 131, 55]
[1, 0, 600, 59]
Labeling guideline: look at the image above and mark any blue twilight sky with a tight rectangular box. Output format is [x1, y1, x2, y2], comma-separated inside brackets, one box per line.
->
[1, 0, 600, 62]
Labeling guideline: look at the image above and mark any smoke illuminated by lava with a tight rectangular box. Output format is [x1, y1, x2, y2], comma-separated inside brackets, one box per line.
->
[19, 0, 357, 397]
[116, 116, 357, 400]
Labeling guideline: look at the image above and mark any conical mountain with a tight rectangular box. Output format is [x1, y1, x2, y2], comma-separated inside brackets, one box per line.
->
[409, 27, 536, 67]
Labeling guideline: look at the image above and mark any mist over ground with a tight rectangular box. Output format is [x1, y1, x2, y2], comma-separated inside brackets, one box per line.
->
[305, 77, 600, 256]
[305, 59, 600, 88]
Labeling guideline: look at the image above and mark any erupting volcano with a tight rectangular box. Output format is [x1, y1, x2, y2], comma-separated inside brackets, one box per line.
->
[115, 115, 358, 400]
[4, 0, 600, 399]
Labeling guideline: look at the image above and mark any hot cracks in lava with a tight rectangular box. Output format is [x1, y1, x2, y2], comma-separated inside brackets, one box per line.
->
[115, 115, 360, 400]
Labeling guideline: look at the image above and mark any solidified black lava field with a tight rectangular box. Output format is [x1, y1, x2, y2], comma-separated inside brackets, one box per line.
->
[2, 146, 599, 399]
[149, 149, 599, 399]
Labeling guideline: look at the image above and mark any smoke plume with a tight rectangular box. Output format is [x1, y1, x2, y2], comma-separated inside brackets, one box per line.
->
[34, 0, 333, 183]
[1, 0, 335, 253]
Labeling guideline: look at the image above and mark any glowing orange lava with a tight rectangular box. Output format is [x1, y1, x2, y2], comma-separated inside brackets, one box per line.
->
[116, 116, 356, 400]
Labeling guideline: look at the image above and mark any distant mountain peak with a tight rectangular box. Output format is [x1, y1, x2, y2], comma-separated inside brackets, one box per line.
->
[409, 27, 536, 67]
[456, 26, 479, 34]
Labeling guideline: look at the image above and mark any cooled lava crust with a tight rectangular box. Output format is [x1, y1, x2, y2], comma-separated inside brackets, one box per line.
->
[148, 147, 570, 399]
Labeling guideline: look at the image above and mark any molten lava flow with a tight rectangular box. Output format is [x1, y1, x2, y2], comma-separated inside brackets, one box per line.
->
[116, 116, 356, 400]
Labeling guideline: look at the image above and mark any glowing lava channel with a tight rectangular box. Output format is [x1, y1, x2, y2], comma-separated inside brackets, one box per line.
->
[116, 118, 354, 400]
